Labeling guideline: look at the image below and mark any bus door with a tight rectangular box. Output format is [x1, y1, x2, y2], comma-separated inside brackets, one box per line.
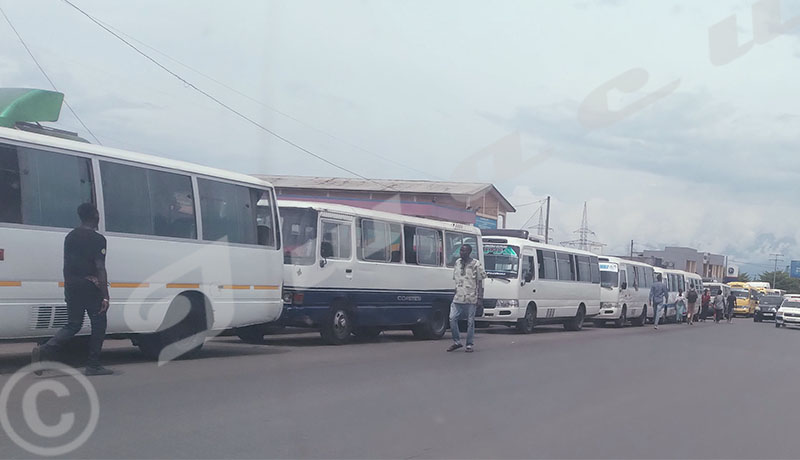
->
[318, 214, 355, 286]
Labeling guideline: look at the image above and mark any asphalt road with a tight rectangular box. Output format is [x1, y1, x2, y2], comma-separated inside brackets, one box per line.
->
[0, 318, 797, 459]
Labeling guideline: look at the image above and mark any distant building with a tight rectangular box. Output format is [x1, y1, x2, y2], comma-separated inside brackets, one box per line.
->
[628, 246, 726, 280]
[255, 175, 515, 229]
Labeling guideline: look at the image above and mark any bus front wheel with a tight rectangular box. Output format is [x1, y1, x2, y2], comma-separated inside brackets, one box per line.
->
[412, 307, 447, 340]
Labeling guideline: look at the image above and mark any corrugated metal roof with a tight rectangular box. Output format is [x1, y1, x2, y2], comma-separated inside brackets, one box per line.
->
[254, 175, 515, 212]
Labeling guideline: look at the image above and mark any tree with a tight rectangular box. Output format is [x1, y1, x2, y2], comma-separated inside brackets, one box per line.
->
[758, 271, 800, 294]
[737, 272, 751, 282]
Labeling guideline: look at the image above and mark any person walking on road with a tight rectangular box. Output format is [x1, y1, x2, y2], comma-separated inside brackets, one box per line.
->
[447, 244, 486, 353]
[32, 203, 113, 376]
[650, 273, 669, 330]
[686, 287, 698, 325]
[700, 289, 711, 322]
[726, 290, 737, 323]
[713, 291, 725, 323]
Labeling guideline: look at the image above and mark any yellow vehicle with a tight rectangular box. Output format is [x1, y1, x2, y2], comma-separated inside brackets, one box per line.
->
[730, 287, 758, 316]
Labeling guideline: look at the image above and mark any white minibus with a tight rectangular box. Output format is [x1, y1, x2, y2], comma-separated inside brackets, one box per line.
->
[478, 230, 601, 333]
[0, 125, 283, 359]
[268, 200, 482, 345]
[595, 256, 653, 327]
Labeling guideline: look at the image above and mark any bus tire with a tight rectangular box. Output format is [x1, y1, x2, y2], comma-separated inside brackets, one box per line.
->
[135, 293, 209, 361]
[613, 306, 627, 328]
[320, 307, 353, 345]
[564, 305, 585, 331]
[516, 305, 536, 334]
[412, 306, 448, 340]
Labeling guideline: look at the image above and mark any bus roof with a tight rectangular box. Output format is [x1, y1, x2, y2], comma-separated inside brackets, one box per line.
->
[278, 199, 481, 234]
[0, 126, 272, 189]
[481, 234, 599, 257]
[599, 256, 654, 269]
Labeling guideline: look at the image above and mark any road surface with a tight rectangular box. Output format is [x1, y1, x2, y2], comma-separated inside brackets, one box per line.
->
[0, 318, 796, 459]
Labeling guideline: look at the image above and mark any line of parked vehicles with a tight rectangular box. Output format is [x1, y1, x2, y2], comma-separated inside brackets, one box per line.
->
[2, 117, 797, 362]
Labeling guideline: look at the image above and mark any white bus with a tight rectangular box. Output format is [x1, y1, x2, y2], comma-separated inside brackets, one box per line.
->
[270, 200, 482, 345]
[653, 268, 694, 323]
[595, 256, 653, 327]
[478, 230, 601, 332]
[0, 126, 283, 360]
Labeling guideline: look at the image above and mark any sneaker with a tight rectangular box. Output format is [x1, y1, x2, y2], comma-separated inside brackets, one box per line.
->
[446, 343, 463, 352]
[654, 325, 658, 330]
[84, 366, 114, 376]
[465, 345, 474, 353]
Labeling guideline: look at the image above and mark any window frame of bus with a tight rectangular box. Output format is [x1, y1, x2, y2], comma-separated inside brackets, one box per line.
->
[556, 252, 575, 281]
[589, 256, 601, 284]
[0, 140, 96, 230]
[197, 177, 276, 248]
[405, 225, 443, 267]
[537, 249, 558, 280]
[99, 159, 197, 240]
[445, 232, 478, 268]
[357, 218, 402, 263]
[576, 255, 591, 283]
[320, 219, 352, 260]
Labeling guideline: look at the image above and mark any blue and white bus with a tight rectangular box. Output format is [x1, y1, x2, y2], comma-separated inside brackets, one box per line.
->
[266, 200, 482, 345]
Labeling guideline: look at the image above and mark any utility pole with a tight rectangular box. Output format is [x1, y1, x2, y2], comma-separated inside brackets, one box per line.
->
[770, 253, 784, 288]
[630, 240, 634, 258]
[544, 196, 550, 245]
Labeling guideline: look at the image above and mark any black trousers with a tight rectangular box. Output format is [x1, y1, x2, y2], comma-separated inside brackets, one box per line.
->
[43, 280, 107, 367]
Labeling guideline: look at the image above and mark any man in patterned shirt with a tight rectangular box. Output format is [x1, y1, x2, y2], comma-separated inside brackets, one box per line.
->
[447, 244, 487, 353]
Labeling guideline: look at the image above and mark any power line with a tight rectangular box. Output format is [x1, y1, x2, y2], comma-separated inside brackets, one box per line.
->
[0, 5, 101, 144]
[89, 16, 441, 181]
[62, 0, 398, 191]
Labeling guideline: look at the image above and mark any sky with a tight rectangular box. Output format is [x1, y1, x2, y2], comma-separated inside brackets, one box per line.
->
[1, 0, 798, 276]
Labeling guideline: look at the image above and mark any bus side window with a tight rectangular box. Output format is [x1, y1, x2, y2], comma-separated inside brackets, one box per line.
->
[589, 256, 601, 284]
[321, 221, 352, 259]
[522, 255, 535, 282]
[1, 143, 94, 228]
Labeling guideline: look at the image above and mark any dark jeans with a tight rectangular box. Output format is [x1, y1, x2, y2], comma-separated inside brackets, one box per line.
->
[700, 305, 710, 320]
[42, 280, 106, 367]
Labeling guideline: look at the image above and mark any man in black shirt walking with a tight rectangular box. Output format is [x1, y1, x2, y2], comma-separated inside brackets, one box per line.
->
[33, 203, 113, 376]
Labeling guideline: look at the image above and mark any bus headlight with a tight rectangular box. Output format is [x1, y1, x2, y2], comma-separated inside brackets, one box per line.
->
[495, 299, 519, 308]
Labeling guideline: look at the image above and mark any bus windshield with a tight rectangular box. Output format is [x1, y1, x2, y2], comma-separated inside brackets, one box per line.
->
[732, 289, 749, 299]
[483, 244, 520, 278]
[600, 270, 618, 288]
[279, 207, 318, 265]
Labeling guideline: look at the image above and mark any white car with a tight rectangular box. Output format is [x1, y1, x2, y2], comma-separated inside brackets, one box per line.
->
[775, 299, 800, 328]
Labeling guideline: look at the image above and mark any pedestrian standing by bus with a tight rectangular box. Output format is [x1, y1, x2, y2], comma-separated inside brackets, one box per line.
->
[675, 291, 686, 323]
[700, 289, 711, 322]
[650, 273, 669, 330]
[726, 290, 737, 323]
[686, 287, 698, 325]
[713, 291, 725, 323]
[447, 244, 486, 353]
[32, 203, 113, 376]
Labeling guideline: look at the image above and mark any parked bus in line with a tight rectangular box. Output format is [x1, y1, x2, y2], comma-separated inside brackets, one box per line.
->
[268, 200, 482, 345]
[595, 256, 653, 327]
[0, 125, 284, 359]
[477, 229, 601, 333]
[653, 267, 685, 322]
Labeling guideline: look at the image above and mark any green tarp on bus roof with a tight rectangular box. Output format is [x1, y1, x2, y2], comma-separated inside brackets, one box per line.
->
[0, 88, 64, 128]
